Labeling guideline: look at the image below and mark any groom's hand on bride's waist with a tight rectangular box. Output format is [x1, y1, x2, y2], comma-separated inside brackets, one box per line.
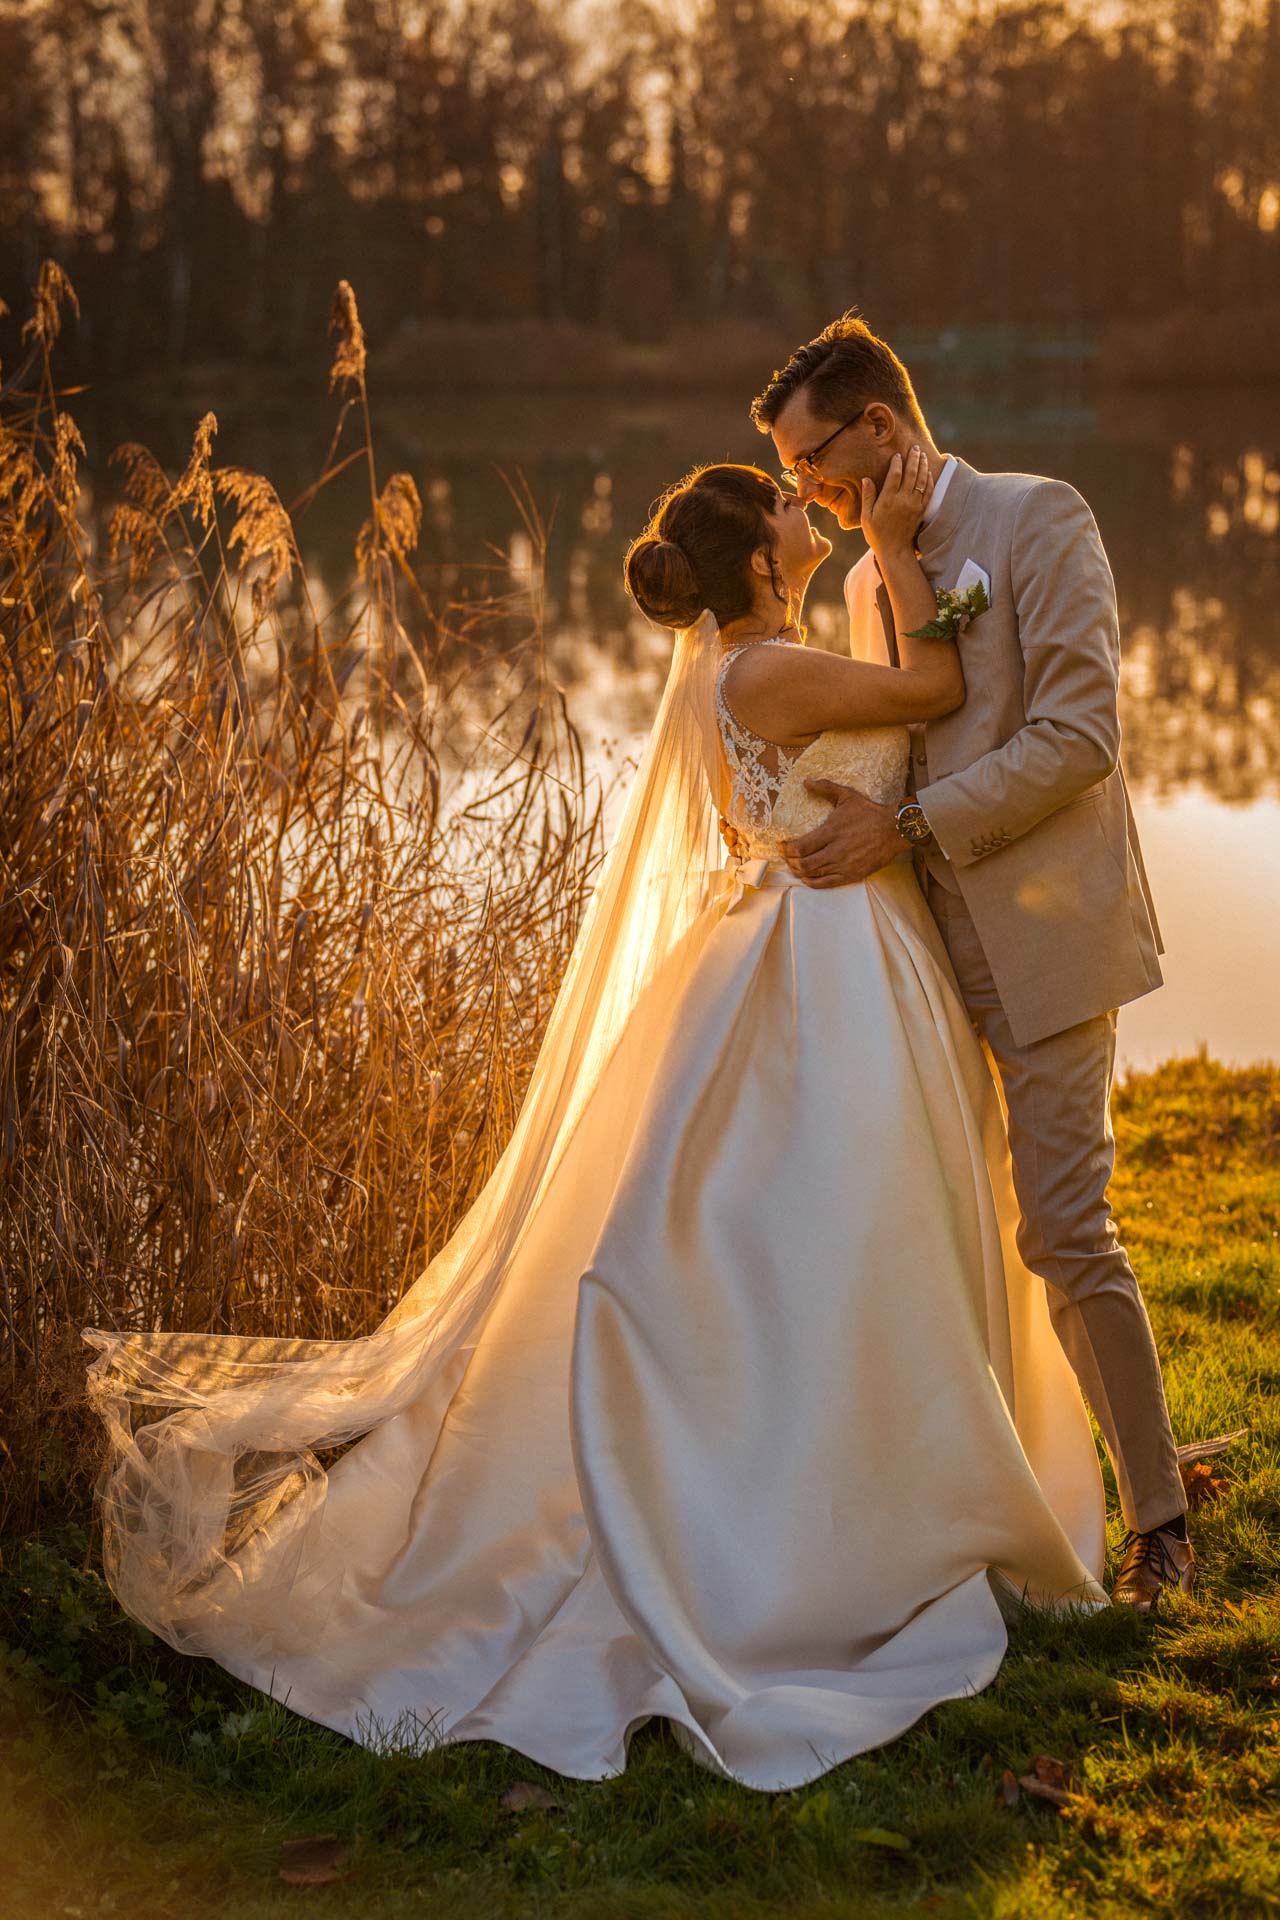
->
[781, 780, 906, 888]
[718, 814, 749, 860]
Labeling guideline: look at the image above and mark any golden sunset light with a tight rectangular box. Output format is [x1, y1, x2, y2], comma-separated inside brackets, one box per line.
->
[3, 3, 1277, 1913]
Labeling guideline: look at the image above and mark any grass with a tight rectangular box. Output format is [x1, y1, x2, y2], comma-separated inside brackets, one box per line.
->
[2, 1055, 1277, 1919]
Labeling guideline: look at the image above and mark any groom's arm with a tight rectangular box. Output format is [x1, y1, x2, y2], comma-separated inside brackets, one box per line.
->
[914, 480, 1121, 868]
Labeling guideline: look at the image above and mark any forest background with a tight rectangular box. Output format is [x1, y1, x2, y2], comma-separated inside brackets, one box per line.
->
[4, 0, 1279, 387]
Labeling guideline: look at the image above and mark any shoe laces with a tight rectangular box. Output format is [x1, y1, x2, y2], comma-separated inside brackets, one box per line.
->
[1120, 1526, 1182, 1579]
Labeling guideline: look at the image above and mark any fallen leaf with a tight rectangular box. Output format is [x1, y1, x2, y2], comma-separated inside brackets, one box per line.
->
[1017, 1755, 1074, 1808]
[1180, 1459, 1230, 1508]
[849, 1826, 911, 1851]
[500, 1781, 563, 1812]
[278, 1835, 353, 1886]
[997, 1767, 1021, 1808]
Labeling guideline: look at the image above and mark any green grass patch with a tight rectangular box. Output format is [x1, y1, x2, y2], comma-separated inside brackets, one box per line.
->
[3, 1057, 1278, 1919]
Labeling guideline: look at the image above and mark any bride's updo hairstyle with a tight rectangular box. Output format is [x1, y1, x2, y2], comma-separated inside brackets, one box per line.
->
[624, 463, 790, 633]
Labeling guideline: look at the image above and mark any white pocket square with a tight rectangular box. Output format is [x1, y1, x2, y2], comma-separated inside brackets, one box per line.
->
[953, 557, 991, 602]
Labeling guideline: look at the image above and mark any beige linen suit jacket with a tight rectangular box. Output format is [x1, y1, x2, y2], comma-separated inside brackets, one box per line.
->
[844, 456, 1162, 1048]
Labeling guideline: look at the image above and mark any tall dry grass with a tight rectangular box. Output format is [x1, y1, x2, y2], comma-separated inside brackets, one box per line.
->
[0, 263, 602, 1536]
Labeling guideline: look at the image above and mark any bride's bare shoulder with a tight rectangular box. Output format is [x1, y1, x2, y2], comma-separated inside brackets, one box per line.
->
[723, 640, 843, 700]
[721, 641, 845, 738]
[721, 640, 791, 708]
[722, 639, 811, 695]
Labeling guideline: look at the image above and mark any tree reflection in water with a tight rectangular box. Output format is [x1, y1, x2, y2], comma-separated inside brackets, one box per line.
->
[55, 383, 1280, 1069]
[1110, 433, 1280, 802]
[67, 387, 1280, 804]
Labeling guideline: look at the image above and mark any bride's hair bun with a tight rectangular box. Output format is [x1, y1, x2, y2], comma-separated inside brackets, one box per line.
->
[624, 535, 703, 632]
[623, 463, 796, 636]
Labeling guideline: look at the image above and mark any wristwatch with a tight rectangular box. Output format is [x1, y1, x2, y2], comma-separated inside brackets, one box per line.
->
[894, 800, 934, 846]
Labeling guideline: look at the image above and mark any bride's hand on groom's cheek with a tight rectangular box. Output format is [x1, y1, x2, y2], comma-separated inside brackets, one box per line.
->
[862, 446, 933, 554]
[781, 781, 904, 887]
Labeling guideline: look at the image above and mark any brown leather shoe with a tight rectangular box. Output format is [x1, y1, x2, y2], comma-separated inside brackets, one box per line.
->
[1111, 1523, 1196, 1612]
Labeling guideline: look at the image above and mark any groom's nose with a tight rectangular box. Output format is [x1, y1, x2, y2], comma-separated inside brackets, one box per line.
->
[802, 478, 842, 514]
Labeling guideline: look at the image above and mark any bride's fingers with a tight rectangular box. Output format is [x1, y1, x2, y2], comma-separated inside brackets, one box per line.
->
[901, 445, 925, 496]
[881, 452, 904, 500]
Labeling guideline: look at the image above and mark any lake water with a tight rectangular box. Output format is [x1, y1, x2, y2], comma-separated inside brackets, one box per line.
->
[78, 377, 1280, 1070]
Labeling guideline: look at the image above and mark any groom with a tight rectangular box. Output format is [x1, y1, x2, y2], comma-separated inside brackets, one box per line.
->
[749, 313, 1192, 1611]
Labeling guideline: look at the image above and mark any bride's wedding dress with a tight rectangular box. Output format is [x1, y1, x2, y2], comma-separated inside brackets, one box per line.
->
[83, 626, 1106, 1794]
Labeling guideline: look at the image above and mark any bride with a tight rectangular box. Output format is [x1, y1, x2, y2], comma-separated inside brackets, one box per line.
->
[82, 448, 1107, 1794]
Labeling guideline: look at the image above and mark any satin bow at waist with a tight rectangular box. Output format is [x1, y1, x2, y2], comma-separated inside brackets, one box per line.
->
[710, 854, 804, 913]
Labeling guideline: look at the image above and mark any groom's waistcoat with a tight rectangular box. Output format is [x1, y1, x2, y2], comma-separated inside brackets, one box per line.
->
[845, 456, 1162, 1048]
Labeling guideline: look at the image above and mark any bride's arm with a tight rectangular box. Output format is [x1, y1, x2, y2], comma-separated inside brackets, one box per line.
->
[726, 631, 961, 742]
[726, 450, 964, 744]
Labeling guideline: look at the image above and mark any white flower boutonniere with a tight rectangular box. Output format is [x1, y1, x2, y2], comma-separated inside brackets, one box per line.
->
[905, 581, 990, 640]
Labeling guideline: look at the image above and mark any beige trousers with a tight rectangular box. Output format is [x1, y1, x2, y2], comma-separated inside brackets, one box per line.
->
[925, 874, 1187, 1535]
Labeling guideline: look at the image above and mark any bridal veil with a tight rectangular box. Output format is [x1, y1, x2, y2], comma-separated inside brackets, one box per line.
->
[82, 611, 731, 1656]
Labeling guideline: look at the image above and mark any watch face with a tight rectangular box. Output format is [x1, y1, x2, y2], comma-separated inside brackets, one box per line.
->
[898, 805, 930, 844]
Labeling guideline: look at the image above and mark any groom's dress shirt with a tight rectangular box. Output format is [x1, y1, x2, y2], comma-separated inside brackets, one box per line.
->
[920, 453, 958, 526]
[859, 452, 958, 892]
[909, 453, 956, 889]
[843, 456, 1162, 1047]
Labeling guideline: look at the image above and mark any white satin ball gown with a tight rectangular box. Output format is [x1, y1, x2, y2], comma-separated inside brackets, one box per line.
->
[83, 634, 1107, 1795]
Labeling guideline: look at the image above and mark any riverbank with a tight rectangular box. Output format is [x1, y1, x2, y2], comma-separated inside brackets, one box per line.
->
[1095, 302, 1280, 388]
[76, 307, 1280, 412]
[3, 1055, 1276, 1919]
[84, 319, 1102, 407]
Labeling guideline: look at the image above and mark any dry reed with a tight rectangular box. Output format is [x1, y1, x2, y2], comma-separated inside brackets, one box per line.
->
[0, 265, 603, 1536]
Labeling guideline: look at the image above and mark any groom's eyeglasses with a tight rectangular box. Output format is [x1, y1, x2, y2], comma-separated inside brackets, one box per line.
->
[779, 408, 869, 489]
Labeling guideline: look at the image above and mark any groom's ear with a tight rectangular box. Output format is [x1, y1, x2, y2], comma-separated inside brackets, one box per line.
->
[863, 403, 898, 445]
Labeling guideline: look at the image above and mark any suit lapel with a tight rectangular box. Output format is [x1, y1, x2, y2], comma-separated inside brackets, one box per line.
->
[916, 457, 982, 583]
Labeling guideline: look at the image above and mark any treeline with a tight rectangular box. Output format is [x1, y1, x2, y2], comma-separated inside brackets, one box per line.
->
[2, 0, 1279, 378]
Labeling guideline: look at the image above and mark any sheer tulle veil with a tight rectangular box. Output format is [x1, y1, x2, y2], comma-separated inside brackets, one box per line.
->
[82, 609, 732, 1656]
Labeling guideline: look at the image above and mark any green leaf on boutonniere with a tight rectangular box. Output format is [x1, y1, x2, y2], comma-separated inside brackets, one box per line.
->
[905, 580, 989, 640]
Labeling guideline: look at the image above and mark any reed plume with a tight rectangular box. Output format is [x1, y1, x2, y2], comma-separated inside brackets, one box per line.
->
[0, 263, 602, 1536]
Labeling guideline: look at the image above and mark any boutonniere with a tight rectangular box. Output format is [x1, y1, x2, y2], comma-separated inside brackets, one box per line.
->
[905, 581, 990, 640]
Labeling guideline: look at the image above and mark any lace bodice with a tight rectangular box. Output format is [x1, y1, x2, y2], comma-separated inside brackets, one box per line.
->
[716, 638, 910, 860]
[714, 639, 807, 827]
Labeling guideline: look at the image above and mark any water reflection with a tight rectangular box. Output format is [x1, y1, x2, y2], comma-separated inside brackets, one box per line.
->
[543, 418, 1280, 806]
[68, 380, 1279, 1066]
[1113, 435, 1280, 800]
[72, 383, 1280, 804]
[1119, 794, 1280, 1072]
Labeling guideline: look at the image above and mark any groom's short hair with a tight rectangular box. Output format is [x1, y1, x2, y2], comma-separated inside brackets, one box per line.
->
[750, 312, 924, 434]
